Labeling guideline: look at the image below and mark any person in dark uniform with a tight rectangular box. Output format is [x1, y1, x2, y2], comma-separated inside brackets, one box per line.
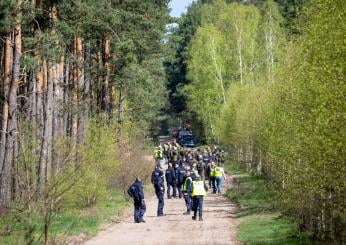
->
[127, 177, 146, 223]
[153, 171, 165, 216]
[151, 165, 164, 185]
[176, 164, 186, 198]
[165, 163, 176, 198]
[173, 163, 179, 197]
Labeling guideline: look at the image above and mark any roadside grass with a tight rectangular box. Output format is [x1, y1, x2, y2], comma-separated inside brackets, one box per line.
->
[0, 188, 129, 244]
[225, 161, 314, 245]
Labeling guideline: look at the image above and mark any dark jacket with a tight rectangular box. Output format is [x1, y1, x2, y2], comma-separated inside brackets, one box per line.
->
[154, 175, 165, 194]
[151, 168, 164, 185]
[128, 180, 144, 201]
[165, 167, 175, 184]
[202, 154, 210, 164]
[177, 167, 186, 184]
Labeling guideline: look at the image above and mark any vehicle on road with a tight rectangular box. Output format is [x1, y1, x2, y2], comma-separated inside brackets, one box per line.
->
[173, 128, 195, 148]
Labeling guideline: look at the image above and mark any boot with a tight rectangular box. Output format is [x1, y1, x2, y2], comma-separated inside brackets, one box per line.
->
[192, 216, 196, 220]
[140, 219, 146, 223]
[199, 217, 203, 221]
[183, 211, 190, 215]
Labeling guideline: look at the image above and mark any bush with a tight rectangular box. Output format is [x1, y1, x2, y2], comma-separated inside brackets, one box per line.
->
[65, 117, 119, 208]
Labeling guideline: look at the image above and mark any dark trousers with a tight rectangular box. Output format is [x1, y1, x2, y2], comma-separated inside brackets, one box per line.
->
[134, 200, 146, 222]
[183, 193, 191, 211]
[156, 191, 164, 215]
[172, 181, 178, 197]
[167, 182, 175, 198]
[210, 176, 216, 193]
[192, 196, 204, 218]
[176, 182, 183, 198]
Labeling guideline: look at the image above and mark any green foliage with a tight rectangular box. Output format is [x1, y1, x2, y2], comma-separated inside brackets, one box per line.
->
[121, 58, 168, 133]
[0, 189, 127, 244]
[186, 0, 271, 141]
[185, 0, 345, 242]
[225, 161, 312, 245]
[238, 214, 312, 245]
[66, 118, 119, 208]
[0, 0, 15, 34]
[164, 0, 206, 138]
[263, 0, 346, 240]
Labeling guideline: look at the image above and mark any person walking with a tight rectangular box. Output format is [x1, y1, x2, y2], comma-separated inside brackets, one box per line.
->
[209, 162, 216, 193]
[182, 170, 193, 215]
[191, 175, 208, 221]
[214, 163, 226, 193]
[176, 164, 186, 199]
[165, 163, 176, 199]
[153, 170, 165, 216]
[127, 177, 146, 223]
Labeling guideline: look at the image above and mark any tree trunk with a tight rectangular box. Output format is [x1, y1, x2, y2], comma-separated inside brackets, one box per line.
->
[102, 37, 111, 117]
[38, 60, 51, 196]
[53, 57, 65, 171]
[76, 37, 85, 144]
[0, 0, 22, 206]
[0, 33, 13, 173]
[117, 85, 123, 137]
[71, 37, 82, 160]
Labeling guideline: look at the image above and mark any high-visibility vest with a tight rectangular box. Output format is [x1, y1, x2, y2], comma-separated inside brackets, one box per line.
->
[210, 167, 216, 177]
[214, 167, 223, 177]
[183, 177, 192, 192]
[192, 181, 206, 197]
[154, 149, 163, 159]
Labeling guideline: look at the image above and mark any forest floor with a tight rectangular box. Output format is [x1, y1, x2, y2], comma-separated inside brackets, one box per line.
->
[85, 172, 241, 245]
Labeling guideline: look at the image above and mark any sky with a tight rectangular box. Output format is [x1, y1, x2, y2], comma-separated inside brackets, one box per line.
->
[169, 0, 195, 17]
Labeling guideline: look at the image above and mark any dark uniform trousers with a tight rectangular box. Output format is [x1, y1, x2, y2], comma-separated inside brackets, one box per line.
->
[156, 191, 164, 215]
[167, 182, 176, 198]
[183, 193, 191, 211]
[134, 200, 146, 222]
[192, 196, 204, 218]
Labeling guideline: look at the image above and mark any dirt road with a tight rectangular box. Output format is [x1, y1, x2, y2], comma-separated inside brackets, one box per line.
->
[86, 177, 240, 245]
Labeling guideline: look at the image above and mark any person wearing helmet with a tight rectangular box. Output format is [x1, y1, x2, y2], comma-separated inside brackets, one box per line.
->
[191, 174, 208, 221]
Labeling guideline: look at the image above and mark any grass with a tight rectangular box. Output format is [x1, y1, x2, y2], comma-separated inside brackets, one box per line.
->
[0, 188, 129, 244]
[225, 161, 315, 245]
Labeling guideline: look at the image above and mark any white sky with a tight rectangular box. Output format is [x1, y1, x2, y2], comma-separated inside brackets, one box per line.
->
[169, 0, 195, 17]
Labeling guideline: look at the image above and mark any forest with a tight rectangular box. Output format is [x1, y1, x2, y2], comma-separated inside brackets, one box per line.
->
[166, 0, 345, 243]
[0, 0, 345, 244]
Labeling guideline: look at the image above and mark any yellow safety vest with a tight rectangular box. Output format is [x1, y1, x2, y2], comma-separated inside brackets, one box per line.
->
[154, 149, 163, 159]
[214, 167, 223, 177]
[210, 168, 216, 177]
[183, 177, 192, 192]
[192, 181, 206, 197]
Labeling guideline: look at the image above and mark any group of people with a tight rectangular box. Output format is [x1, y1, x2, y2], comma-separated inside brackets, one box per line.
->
[128, 145, 226, 223]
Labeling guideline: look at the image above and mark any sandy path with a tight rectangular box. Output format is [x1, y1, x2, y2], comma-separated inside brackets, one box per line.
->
[85, 176, 240, 245]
